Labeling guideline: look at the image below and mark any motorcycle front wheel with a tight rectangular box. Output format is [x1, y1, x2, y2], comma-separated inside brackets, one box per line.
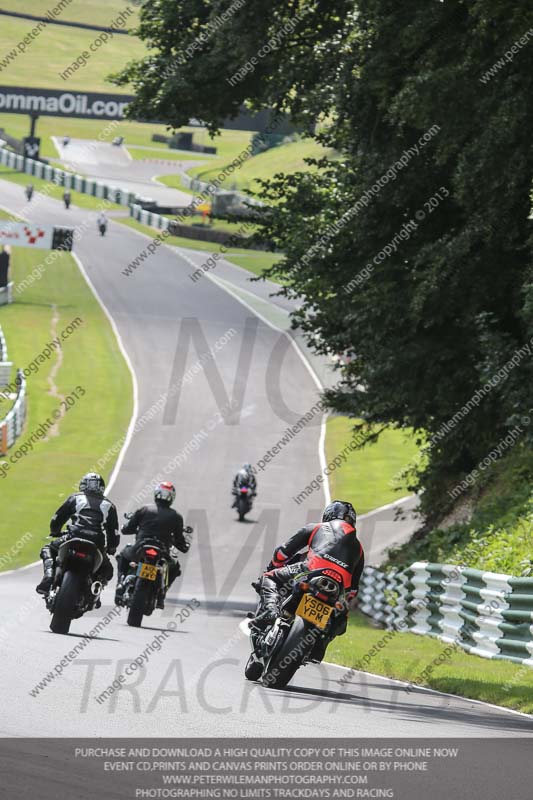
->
[261, 617, 319, 689]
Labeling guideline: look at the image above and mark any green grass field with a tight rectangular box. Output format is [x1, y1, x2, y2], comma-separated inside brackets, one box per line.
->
[189, 138, 335, 193]
[0, 234, 132, 570]
[328, 611, 533, 714]
[117, 216, 282, 276]
[0, 15, 145, 93]
[326, 417, 418, 513]
[0, 0, 139, 27]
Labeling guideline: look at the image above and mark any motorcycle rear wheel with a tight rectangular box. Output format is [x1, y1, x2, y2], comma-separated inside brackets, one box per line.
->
[50, 571, 82, 634]
[127, 580, 151, 627]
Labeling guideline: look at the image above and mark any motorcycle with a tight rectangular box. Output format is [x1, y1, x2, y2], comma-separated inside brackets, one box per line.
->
[98, 223, 107, 237]
[120, 526, 193, 627]
[43, 536, 105, 635]
[245, 567, 347, 688]
[232, 485, 253, 521]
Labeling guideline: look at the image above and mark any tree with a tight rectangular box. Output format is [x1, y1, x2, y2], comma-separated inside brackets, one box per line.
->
[117, 0, 533, 518]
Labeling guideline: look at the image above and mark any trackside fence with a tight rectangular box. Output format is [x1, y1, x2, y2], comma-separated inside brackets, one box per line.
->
[0, 146, 136, 207]
[359, 562, 533, 666]
[0, 372, 27, 455]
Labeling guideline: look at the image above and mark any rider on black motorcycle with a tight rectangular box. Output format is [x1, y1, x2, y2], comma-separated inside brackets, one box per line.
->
[36, 472, 119, 595]
[253, 500, 364, 657]
[115, 481, 189, 608]
[232, 463, 257, 506]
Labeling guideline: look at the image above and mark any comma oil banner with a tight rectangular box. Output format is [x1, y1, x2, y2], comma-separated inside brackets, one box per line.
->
[0, 85, 134, 120]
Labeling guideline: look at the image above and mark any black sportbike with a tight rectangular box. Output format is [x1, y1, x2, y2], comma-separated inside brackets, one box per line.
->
[120, 528, 192, 627]
[42, 536, 105, 634]
[232, 485, 253, 521]
[245, 567, 347, 688]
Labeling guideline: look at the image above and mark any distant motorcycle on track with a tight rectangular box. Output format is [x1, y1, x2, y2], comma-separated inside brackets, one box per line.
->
[232, 484, 254, 521]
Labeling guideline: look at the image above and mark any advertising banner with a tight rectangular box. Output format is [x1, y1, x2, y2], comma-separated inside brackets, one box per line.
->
[0, 86, 134, 120]
[0, 221, 53, 249]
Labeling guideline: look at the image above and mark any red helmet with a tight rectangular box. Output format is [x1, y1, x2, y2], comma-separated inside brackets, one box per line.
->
[154, 481, 176, 506]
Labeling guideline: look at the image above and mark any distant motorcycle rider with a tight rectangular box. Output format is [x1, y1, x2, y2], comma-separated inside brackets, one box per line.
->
[36, 473, 119, 595]
[115, 481, 189, 608]
[253, 500, 364, 658]
[97, 211, 108, 236]
[232, 463, 257, 507]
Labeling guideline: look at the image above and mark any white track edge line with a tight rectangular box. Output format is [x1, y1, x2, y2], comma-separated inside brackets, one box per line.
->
[71, 252, 139, 494]
[238, 618, 532, 720]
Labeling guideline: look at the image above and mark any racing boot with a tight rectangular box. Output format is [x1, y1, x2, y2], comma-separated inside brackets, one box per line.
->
[36, 546, 54, 595]
[252, 575, 280, 630]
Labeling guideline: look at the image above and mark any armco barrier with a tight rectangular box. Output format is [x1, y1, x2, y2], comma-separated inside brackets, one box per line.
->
[129, 203, 260, 248]
[0, 325, 7, 361]
[0, 146, 137, 208]
[0, 373, 26, 455]
[0, 325, 12, 386]
[359, 562, 533, 666]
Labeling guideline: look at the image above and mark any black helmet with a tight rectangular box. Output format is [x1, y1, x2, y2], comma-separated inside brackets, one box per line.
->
[322, 500, 356, 527]
[154, 481, 176, 506]
[79, 472, 105, 495]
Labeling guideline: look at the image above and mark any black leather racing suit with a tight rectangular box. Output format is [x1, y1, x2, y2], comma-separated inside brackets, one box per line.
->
[258, 518, 365, 643]
[42, 491, 119, 584]
[232, 470, 257, 494]
[117, 502, 189, 589]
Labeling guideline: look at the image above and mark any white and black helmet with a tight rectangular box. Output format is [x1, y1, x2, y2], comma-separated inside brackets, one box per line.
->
[79, 472, 105, 495]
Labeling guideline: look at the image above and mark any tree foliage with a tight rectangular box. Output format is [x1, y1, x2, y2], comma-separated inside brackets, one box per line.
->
[118, 0, 533, 516]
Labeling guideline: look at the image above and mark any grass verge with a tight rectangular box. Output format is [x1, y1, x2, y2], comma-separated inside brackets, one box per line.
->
[0, 243, 132, 569]
[387, 445, 533, 577]
[326, 417, 418, 514]
[328, 611, 533, 715]
[116, 216, 282, 276]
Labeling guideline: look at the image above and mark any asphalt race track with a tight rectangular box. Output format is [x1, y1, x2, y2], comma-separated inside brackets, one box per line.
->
[52, 137, 200, 206]
[0, 176, 531, 738]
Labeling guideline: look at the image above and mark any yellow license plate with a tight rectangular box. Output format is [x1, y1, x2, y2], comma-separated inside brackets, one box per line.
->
[296, 593, 333, 630]
[139, 564, 158, 581]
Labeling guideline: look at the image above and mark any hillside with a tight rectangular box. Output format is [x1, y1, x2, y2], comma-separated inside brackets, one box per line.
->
[189, 137, 335, 193]
[0, 0, 139, 28]
[387, 444, 533, 576]
[0, 10, 144, 92]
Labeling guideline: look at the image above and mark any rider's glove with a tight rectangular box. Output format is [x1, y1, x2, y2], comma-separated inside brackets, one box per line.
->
[108, 548, 117, 556]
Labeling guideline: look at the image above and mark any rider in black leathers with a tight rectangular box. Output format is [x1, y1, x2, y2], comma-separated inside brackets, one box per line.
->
[36, 472, 119, 595]
[254, 500, 364, 658]
[115, 481, 189, 607]
[232, 463, 257, 507]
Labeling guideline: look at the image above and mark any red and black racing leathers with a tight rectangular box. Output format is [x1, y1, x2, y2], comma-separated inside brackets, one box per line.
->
[258, 518, 365, 627]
